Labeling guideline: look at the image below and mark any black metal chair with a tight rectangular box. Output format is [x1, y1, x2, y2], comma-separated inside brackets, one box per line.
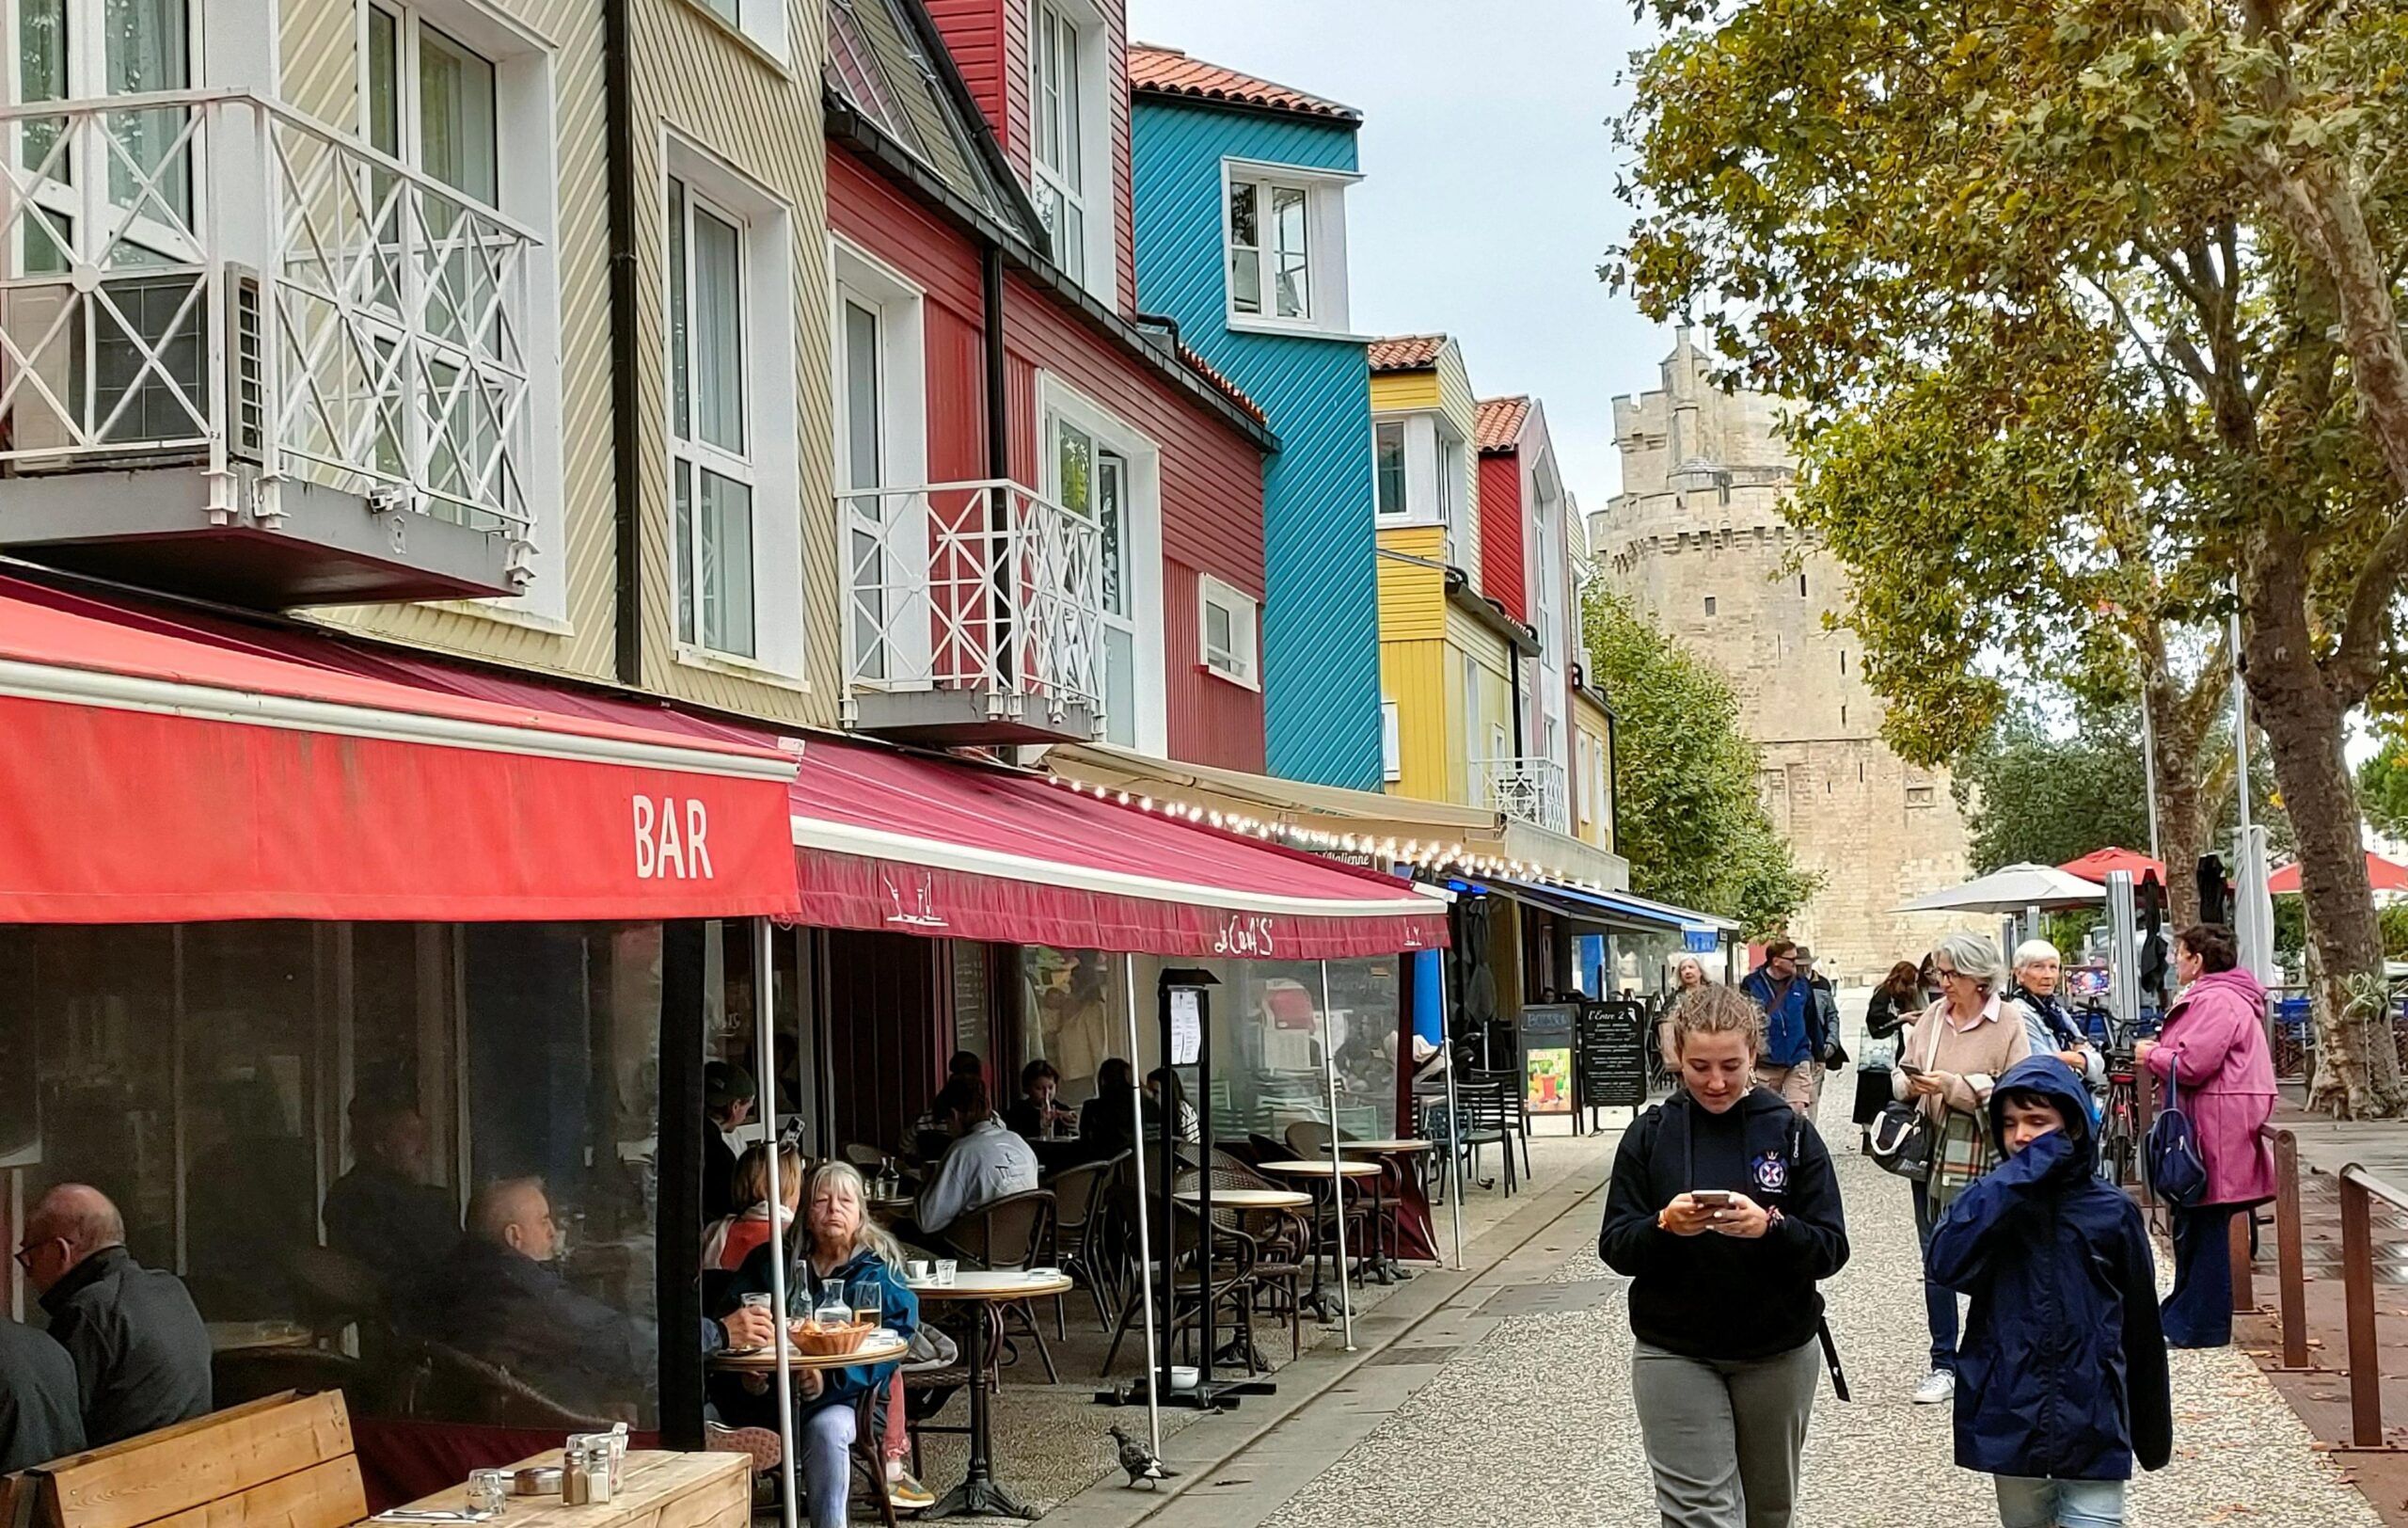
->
[1467, 1067, 1534, 1181]
[1175, 1166, 1304, 1364]
[939, 1188, 1058, 1384]
[1099, 1193, 1257, 1377]
[1046, 1153, 1123, 1333]
[1430, 1079, 1514, 1197]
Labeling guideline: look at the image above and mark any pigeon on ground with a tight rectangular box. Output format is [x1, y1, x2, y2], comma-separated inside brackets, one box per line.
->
[1108, 1425, 1178, 1488]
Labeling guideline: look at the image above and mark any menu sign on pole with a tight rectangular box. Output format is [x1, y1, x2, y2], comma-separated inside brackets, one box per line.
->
[1169, 987, 1203, 1067]
[1577, 998, 1648, 1109]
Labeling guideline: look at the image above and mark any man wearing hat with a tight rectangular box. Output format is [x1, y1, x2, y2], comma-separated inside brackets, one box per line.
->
[703, 1060, 756, 1222]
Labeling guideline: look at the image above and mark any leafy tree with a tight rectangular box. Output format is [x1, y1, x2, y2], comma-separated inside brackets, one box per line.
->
[1954, 708, 2152, 875]
[1584, 590, 1817, 935]
[2357, 731, 2408, 841]
[1610, 0, 2408, 1115]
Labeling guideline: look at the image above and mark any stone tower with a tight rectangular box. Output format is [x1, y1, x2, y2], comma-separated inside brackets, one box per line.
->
[1592, 331, 1978, 985]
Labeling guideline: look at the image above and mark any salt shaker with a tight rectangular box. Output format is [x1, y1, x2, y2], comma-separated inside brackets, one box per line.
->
[583, 1439, 614, 1505]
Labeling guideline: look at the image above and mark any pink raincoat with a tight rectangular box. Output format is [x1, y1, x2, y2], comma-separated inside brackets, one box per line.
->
[2145, 966, 2277, 1206]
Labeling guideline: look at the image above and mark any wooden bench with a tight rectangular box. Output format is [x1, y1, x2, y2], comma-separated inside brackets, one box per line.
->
[3, 1393, 365, 1528]
[3, 1394, 748, 1528]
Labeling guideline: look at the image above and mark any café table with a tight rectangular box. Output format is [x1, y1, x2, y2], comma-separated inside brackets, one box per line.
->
[1255, 1159, 1381, 1320]
[205, 1319, 315, 1352]
[387, 1448, 748, 1528]
[907, 1270, 1073, 1520]
[705, 1327, 911, 1376]
[1339, 1138, 1436, 1282]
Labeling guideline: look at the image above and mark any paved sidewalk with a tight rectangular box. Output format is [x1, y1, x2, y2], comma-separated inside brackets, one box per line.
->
[1039, 1109, 2377, 1528]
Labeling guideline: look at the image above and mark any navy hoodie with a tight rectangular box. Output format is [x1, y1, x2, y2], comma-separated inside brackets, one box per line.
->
[1599, 1086, 1849, 1361]
[1928, 1056, 2174, 1481]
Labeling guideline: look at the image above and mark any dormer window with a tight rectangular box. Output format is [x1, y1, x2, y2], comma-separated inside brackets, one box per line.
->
[1223, 161, 1354, 335]
[1032, 0, 1111, 300]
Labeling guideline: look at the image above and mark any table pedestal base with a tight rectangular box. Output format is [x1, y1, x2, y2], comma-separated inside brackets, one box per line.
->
[926, 1476, 1032, 1520]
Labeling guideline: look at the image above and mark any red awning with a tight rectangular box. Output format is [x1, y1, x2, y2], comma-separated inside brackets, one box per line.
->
[786, 743, 1450, 960]
[2269, 852, 2408, 896]
[0, 577, 802, 923]
[2059, 846, 2167, 883]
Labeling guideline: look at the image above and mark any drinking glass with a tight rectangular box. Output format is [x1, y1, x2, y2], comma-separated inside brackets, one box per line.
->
[935, 1258, 958, 1287]
[849, 1278, 883, 1329]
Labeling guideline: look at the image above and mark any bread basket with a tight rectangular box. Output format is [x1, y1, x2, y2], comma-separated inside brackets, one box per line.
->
[787, 1318, 876, 1357]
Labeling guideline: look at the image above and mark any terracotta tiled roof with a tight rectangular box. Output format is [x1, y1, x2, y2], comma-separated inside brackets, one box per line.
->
[1128, 45, 1360, 122]
[1476, 395, 1531, 452]
[1176, 342, 1269, 427]
[1369, 334, 1447, 373]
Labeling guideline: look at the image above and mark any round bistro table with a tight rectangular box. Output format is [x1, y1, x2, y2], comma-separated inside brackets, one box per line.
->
[1256, 1160, 1382, 1318]
[907, 1271, 1074, 1520]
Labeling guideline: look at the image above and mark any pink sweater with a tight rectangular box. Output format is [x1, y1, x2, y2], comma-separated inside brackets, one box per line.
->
[2146, 967, 2277, 1207]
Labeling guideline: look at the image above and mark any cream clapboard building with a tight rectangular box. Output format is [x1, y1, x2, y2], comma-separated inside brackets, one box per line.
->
[1593, 332, 1977, 984]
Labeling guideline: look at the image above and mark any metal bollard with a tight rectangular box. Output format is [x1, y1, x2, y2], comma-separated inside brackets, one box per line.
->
[2341, 1169, 2384, 1448]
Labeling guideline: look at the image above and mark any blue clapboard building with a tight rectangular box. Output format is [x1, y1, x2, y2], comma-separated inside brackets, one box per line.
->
[1130, 46, 1382, 789]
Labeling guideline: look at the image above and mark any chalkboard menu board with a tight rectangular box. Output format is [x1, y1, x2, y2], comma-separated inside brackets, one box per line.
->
[1577, 999, 1648, 1109]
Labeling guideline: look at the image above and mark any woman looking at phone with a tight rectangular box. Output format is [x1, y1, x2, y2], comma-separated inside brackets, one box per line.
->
[1601, 985, 1850, 1528]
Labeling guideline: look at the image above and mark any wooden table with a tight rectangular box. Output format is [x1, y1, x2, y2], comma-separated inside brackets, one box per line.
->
[1171, 1187, 1310, 1211]
[205, 1319, 316, 1352]
[906, 1273, 1072, 1520]
[386, 1450, 747, 1528]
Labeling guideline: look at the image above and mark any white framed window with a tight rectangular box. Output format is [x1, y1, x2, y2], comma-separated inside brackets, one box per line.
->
[831, 239, 927, 687]
[686, 0, 788, 65]
[1197, 574, 1259, 690]
[1576, 733, 1594, 826]
[1374, 420, 1407, 517]
[1223, 159, 1354, 335]
[663, 137, 800, 677]
[1031, 0, 1111, 301]
[1381, 700, 1401, 783]
[1041, 375, 1164, 754]
[1436, 425, 1465, 565]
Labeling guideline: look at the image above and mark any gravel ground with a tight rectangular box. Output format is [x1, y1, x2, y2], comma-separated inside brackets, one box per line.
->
[1254, 1110, 2380, 1528]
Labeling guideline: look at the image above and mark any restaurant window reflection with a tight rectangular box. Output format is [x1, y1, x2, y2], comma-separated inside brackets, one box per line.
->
[1, 919, 669, 1429]
[1013, 949, 1404, 1143]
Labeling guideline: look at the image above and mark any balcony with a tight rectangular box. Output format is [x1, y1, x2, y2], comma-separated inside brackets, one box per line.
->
[0, 89, 537, 607]
[1476, 756, 1571, 835]
[840, 479, 1106, 746]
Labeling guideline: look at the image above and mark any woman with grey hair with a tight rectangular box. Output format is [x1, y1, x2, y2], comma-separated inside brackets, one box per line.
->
[1892, 930, 2031, 1406]
[2007, 938, 2106, 1110]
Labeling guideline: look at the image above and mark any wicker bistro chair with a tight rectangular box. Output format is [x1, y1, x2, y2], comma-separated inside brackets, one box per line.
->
[1046, 1154, 1123, 1335]
[1099, 1190, 1259, 1377]
[935, 1188, 1059, 1385]
[1174, 1168, 1305, 1364]
[1466, 1067, 1534, 1181]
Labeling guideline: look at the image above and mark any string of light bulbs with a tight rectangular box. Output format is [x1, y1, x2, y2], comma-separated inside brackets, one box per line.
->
[1040, 772, 1612, 893]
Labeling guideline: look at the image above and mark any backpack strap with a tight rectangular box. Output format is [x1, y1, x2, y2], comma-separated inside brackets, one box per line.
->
[1773, 1108, 1851, 1402]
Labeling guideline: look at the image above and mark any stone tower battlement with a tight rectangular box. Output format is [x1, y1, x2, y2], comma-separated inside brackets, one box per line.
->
[1592, 331, 1978, 984]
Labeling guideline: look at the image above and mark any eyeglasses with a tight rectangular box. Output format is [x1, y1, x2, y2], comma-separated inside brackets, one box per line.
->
[1935, 965, 1968, 981]
[13, 1238, 52, 1271]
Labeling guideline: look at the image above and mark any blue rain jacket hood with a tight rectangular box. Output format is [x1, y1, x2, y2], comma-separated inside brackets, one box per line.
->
[1927, 1056, 2174, 1481]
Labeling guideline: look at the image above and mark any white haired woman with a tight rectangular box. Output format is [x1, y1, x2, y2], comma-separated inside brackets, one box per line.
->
[719, 1161, 922, 1527]
[1893, 931, 2031, 1406]
[1658, 956, 1714, 1076]
[2006, 939, 2106, 1119]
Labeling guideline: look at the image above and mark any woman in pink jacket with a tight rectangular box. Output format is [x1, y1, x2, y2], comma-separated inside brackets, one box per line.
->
[2138, 923, 2276, 1347]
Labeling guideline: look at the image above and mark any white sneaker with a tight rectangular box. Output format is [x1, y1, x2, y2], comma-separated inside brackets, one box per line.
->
[1912, 1368, 1956, 1405]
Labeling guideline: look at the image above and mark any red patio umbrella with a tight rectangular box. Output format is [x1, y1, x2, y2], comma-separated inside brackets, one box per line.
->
[2059, 846, 2168, 883]
[2267, 852, 2408, 895]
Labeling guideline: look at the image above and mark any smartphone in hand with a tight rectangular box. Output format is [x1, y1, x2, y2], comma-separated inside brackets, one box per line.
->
[1690, 1189, 1734, 1208]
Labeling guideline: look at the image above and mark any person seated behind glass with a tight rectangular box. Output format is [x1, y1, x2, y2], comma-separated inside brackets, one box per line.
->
[1145, 1068, 1201, 1144]
[909, 1052, 987, 1162]
[716, 1163, 919, 1528]
[18, 1185, 209, 1448]
[1004, 1059, 1077, 1141]
[705, 1141, 802, 1272]
[410, 1177, 646, 1420]
[1078, 1058, 1147, 1152]
[324, 1099, 461, 1301]
[915, 1078, 1038, 1236]
[703, 1061, 757, 1224]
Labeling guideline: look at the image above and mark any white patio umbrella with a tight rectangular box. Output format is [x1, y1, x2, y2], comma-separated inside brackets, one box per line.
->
[1892, 863, 2107, 915]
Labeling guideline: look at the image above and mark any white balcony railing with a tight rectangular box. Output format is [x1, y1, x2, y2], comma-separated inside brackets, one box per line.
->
[840, 479, 1107, 728]
[0, 88, 537, 572]
[1476, 756, 1571, 835]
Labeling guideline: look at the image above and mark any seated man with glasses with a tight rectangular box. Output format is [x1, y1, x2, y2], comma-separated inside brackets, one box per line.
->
[17, 1184, 211, 1447]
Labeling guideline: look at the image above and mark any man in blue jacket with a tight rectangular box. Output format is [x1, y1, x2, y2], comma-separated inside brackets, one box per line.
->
[1928, 1056, 2173, 1527]
[1740, 941, 1829, 1114]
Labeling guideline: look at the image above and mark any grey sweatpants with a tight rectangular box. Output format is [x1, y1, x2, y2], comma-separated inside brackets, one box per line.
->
[1632, 1338, 1820, 1528]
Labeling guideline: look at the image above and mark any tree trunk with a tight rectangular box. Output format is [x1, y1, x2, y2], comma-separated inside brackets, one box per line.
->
[2240, 544, 2406, 1117]
[2146, 654, 2228, 931]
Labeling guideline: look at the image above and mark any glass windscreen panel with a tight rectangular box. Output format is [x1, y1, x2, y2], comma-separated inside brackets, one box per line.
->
[1, 920, 671, 1430]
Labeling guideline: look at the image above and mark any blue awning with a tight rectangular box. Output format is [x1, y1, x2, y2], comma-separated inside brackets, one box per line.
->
[1469, 876, 1735, 940]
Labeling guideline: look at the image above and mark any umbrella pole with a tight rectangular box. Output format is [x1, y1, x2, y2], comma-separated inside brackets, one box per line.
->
[1436, 946, 1465, 1271]
[752, 918, 799, 1528]
[1122, 954, 1162, 1454]
[1317, 962, 1355, 1352]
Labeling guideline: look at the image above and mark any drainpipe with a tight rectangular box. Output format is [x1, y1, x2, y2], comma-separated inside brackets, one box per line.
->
[1605, 708, 1622, 855]
[981, 243, 1016, 690]
[1508, 637, 1526, 758]
[604, 0, 642, 686]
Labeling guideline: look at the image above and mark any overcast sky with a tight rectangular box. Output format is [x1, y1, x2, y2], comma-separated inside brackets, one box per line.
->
[1131, 0, 1675, 508]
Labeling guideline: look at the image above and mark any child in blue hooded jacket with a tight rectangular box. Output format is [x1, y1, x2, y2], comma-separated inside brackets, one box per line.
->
[1927, 1056, 2172, 1528]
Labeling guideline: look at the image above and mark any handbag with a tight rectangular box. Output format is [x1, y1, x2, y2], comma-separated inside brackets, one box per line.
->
[1868, 1011, 1941, 1183]
[2146, 1052, 2209, 1207]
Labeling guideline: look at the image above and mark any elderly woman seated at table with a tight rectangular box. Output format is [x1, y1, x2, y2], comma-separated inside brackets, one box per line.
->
[719, 1161, 920, 1528]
